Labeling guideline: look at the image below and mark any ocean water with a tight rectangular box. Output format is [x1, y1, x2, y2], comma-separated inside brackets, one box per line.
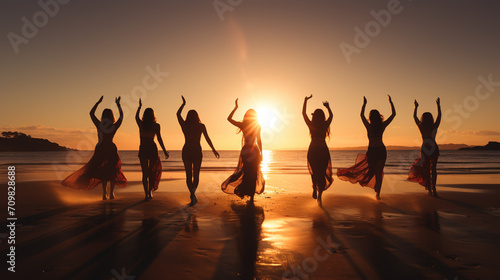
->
[1, 150, 499, 183]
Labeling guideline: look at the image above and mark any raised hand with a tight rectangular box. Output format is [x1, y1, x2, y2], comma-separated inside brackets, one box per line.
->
[436, 97, 440, 107]
[115, 97, 121, 106]
[181, 95, 186, 105]
[234, 98, 239, 109]
[323, 101, 330, 109]
[97, 95, 103, 104]
[139, 98, 142, 108]
[363, 96, 367, 106]
[388, 95, 393, 104]
[305, 94, 313, 101]
[414, 99, 419, 108]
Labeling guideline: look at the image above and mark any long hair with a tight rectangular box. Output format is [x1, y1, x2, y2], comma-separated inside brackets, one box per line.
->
[186, 110, 201, 126]
[238, 109, 261, 139]
[311, 108, 330, 138]
[101, 109, 115, 123]
[369, 109, 384, 127]
[142, 108, 157, 130]
[420, 112, 434, 129]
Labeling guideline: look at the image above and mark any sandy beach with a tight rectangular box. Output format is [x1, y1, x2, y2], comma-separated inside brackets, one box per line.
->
[1, 173, 499, 280]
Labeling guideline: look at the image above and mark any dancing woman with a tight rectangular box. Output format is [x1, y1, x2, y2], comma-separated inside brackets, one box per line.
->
[136, 98, 169, 200]
[177, 96, 220, 206]
[302, 95, 333, 202]
[408, 98, 441, 196]
[337, 95, 396, 200]
[61, 96, 127, 200]
[222, 99, 265, 203]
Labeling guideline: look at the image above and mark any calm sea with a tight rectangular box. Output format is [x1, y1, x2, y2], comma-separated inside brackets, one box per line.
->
[1, 150, 499, 182]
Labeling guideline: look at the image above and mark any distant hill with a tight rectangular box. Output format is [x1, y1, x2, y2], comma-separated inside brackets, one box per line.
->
[0, 131, 75, 152]
[459, 141, 500, 151]
[332, 143, 471, 151]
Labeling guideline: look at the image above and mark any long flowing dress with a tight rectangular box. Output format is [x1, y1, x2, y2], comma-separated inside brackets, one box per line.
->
[138, 129, 162, 192]
[337, 125, 386, 191]
[307, 125, 333, 192]
[222, 130, 265, 198]
[62, 124, 127, 190]
[408, 138, 439, 189]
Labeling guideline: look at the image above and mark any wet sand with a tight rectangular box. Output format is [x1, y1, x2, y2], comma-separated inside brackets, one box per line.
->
[1, 175, 500, 279]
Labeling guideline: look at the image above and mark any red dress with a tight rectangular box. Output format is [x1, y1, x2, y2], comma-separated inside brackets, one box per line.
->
[62, 128, 127, 190]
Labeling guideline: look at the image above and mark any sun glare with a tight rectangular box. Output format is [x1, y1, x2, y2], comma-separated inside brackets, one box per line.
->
[257, 106, 275, 129]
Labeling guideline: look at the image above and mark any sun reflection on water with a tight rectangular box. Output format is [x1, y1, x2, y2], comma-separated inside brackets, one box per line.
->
[261, 150, 273, 178]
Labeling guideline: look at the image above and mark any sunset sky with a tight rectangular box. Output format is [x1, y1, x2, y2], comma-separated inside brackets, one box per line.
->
[1, 0, 499, 150]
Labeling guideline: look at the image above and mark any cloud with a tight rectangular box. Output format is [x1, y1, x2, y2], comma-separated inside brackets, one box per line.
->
[444, 129, 500, 136]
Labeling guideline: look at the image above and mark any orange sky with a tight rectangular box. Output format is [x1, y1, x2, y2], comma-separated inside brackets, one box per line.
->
[1, 1, 499, 150]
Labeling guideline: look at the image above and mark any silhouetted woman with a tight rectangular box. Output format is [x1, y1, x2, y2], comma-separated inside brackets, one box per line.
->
[62, 96, 127, 200]
[222, 99, 265, 203]
[337, 95, 396, 200]
[136, 98, 169, 200]
[302, 95, 333, 202]
[408, 98, 441, 197]
[177, 96, 220, 206]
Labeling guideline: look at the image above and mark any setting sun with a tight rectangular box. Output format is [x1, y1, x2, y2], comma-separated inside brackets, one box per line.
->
[257, 105, 276, 129]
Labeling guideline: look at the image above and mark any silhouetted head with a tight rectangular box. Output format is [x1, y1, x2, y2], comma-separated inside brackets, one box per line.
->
[311, 109, 330, 137]
[239, 109, 261, 136]
[186, 110, 201, 126]
[369, 110, 384, 126]
[101, 109, 115, 123]
[421, 112, 434, 128]
[142, 108, 157, 130]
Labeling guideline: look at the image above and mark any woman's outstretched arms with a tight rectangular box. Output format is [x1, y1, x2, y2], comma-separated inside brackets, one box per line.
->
[435, 97, 441, 128]
[227, 98, 241, 128]
[324, 101, 333, 126]
[202, 124, 220, 159]
[115, 97, 123, 129]
[156, 124, 169, 159]
[361, 96, 369, 128]
[135, 98, 142, 127]
[413, 99, 420, 126]
[177, 95, 186, 126]
[90, 96, 103, 127]
[383, 95, 396, 127]
[302, 95, 312, 127]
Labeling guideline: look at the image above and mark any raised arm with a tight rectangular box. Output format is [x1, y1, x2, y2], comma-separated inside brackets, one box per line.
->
[302, 95, 312, 127]
[360, 96, 369, 128]
[177, 95, 186, 127]
[434, 97, 441, 128]
[202, 124, 220, 158]
[135, 98, 142, 127]
[413, 99, 420, 126]
[227, 98, 242, 128]
[155, 124, 169, 159]
[90, 96, 103, 127]
[114, 97, 123, 129]
[323, 101, 333, 126]
[383, 95, 396, 127]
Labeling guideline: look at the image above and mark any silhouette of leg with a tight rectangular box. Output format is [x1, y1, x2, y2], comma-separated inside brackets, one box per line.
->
[148, 159, 155, 199]
[102, 181, 107, 200]
[431, 160, 438, 197]
[374, 162, 384, 200]
[139, 157, 149, 200]
[191, 157, 202, 206]
[109, 182, 115, 199]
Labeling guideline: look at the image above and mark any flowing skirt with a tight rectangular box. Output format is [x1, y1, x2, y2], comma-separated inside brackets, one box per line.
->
[139, 142, 162, 191]
[222, 144, 265, 198]
[61, 142, 127, 190]
[307, 142, 333, 191]
[337, 146, 386, 189]
[408, 142, 439, 189]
